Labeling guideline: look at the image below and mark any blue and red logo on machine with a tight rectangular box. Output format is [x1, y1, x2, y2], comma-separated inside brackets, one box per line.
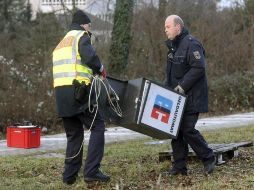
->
[151, 95, 173, 124]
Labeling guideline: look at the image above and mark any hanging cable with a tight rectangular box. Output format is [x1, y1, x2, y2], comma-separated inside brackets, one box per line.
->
[65, 75, 122, 160]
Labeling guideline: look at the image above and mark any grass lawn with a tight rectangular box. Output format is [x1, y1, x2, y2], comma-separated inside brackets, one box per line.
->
[0, 125, 254, 189]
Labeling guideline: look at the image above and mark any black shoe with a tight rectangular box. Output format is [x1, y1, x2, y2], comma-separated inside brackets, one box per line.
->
[168, 167, 187, 176]
[204, 157, 216, 174]
[84, 171, 110, 182]
[63, 176, 77, 185]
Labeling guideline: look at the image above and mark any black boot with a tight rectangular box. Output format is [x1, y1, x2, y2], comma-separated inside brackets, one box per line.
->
[168, 167, 187, 176]
[84, 170, 110, 182]
[63, 174, 77, 185]
[204, 156, 216, 174]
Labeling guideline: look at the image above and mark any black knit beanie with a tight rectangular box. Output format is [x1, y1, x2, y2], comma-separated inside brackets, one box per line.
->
[72, 10, 91, 25]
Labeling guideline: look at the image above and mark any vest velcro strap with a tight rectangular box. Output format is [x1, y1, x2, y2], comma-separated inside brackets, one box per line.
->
[53, 77, 91, 88]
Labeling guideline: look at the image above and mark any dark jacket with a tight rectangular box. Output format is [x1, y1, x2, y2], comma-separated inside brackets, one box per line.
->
[54, 23, 102, 117]
[165, 27, 208, 113]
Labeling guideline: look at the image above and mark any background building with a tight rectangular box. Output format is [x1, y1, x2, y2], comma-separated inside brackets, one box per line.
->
[29, 0, 114, 22]
[29, 0, 114, 41]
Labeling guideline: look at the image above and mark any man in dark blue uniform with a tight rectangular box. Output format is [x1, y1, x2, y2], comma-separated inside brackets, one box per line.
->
[53, 10, 109, 184]
[164, 15, 216, 175]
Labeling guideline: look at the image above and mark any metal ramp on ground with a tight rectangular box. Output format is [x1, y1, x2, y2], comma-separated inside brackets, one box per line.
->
[159, 141, 253, 165]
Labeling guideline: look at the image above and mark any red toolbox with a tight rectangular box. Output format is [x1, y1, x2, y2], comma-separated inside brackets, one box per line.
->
[7, 126, 41, 148]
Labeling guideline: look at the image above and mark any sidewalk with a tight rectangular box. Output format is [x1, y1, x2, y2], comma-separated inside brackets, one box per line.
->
[0, 112, 254, 156]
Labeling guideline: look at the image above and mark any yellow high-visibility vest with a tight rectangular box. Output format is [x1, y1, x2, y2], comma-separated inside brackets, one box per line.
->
[52, 30, 93, 88]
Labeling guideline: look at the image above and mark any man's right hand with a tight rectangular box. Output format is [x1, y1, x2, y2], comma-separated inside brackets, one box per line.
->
[101, 67, 107, 79]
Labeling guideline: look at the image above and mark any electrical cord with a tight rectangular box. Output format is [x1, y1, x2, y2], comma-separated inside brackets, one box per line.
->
[65, 75, 122, 160]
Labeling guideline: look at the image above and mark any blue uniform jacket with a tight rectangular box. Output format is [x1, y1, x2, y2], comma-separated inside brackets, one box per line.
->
[165, 28, 208, 113]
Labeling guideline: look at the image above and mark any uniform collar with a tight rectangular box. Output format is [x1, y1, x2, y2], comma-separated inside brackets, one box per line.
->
[174, 27, 189, 43]
[165, 27, 189, 50]
[69, 23, 92, 37]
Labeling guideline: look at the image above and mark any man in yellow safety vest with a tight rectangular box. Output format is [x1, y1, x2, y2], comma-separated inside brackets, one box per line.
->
[53, 10, 109, 185]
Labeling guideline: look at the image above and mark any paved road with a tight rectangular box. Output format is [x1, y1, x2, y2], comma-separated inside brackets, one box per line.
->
[0, 112, 253, 156]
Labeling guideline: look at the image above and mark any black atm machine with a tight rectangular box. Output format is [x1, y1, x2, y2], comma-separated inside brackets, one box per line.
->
[99, 77, 186, 139]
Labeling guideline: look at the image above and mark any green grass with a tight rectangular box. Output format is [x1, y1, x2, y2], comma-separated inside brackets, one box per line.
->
[0, 126, 254, 189]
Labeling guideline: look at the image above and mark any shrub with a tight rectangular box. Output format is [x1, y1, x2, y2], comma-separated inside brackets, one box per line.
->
[208, 71, 254, 114]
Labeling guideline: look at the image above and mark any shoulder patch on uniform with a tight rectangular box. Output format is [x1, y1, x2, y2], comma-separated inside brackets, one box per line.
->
[193, 51, 201, 59]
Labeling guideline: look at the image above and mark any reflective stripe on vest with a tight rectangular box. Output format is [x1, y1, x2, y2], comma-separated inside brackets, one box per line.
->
[52, 30, 93, 88]
[53, 59, 82, 67]
[53, 72, 90, 79]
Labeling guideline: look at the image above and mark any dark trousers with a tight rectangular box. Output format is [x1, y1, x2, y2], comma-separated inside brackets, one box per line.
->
[62, 109, 105, 181]
[171, 113, 214, 170]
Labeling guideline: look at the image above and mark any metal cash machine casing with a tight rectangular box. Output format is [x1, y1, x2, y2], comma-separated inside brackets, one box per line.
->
[99, 77, 187, 139]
